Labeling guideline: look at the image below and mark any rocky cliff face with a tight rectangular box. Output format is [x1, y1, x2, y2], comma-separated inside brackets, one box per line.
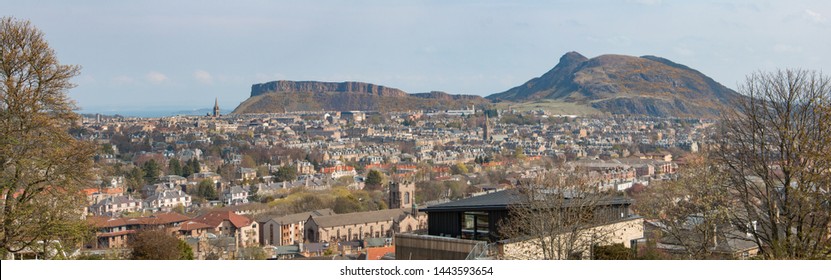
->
[488, 52, 740, 117]
[411, 91, 486, 101]
[233, 81, 488, 114]
[250, 81, 408, 98]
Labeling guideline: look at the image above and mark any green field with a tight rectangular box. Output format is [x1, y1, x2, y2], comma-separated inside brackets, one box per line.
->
[494, 100, 604, 116]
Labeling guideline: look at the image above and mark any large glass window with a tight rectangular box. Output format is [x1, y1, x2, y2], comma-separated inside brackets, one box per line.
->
[461, 211, 490, 240]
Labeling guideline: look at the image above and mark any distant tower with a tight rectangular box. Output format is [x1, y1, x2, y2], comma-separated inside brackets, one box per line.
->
[483, 113, 491, 142]
[212, 97, 220, 118]
[388, 181, 415, 209]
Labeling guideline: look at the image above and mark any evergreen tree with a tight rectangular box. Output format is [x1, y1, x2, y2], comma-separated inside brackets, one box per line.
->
[168, 158, 182, 176]
[189, 158, 201, 174]
[364, 169, 385, 191]
[182, 164, 193, 178]
[197, 179, 217, 200]
[274, 165, 297, 182]
[142, 159, 160, 183]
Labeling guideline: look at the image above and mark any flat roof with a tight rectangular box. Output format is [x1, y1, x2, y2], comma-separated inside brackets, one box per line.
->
[421, 189, 633, 212]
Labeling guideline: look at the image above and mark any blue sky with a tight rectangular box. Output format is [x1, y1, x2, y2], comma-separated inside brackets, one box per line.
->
[5, 0, 829, 113]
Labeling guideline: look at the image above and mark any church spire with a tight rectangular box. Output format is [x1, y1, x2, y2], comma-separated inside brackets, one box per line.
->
[213, 97, 220, 118]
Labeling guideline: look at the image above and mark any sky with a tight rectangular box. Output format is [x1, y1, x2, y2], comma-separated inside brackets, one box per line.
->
[5, 0, 830, 114]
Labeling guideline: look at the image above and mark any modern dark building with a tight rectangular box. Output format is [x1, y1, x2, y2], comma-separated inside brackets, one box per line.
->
[396, 189, 641, 259]
[419, 189, 635, 242]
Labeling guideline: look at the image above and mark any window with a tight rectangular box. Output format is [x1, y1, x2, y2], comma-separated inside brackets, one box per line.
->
[461, 211, 490, 241]
[404, 192, 410, 204]
[269, 224, 274, 245]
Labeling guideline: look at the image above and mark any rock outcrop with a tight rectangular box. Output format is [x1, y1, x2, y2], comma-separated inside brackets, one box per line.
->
[233, 81, 488, 114]
[488, 51, 741, 117]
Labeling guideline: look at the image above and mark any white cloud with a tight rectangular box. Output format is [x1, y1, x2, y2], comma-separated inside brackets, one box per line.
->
[145, 71, 168, 84]
[804, 9, 826, 24]
[193, 70, 213, 85]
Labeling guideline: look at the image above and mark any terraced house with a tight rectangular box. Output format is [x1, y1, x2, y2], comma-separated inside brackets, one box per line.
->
[190, 211, 260, 248]
[87, 213, 190, 249]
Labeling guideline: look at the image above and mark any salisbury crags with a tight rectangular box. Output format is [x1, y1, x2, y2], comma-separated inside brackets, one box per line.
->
[233, 81, 488, 114]
[250, 81, 409, 98]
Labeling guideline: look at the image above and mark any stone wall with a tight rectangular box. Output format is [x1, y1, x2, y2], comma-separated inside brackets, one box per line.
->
[500, 217, 644, 260]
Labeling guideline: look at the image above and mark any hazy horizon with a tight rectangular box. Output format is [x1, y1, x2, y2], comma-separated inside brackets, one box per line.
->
[6, 0, 829, 113]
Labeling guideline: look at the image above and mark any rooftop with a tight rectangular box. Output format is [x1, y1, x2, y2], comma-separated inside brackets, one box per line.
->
[309, 208, 411, 228]
[421, 189, 633, 212]
[191, 211, 252, 228]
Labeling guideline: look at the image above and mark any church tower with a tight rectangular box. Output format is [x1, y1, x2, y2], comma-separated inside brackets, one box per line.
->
[388, 181, 415, 209]
[483, 113, 491, 142]
[212, 97, 220, 118]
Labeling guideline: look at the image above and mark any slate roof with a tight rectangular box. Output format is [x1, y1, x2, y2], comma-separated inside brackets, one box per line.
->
[309, 208, 411, 228]
[225, 186, 248, 195]
[90, 195, 141, 207]
[260, 208, 336, 224]
[274, 245, 301, 255]
[145, 189, 190, 202]
[88, 212, 190, 228]
[364, 237, 388, 247]
[420, 189, 523, 212]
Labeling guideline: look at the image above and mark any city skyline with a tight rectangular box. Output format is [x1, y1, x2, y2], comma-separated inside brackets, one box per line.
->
[5, 0, 829, 113]
[3, 10, 830, 263]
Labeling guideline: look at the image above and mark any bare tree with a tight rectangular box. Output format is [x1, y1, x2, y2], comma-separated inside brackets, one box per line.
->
[715, 69, 831, 259]
[499, 167, 629, 260]
[635, 155, 735, 259]
[1, 17, 96, 258]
